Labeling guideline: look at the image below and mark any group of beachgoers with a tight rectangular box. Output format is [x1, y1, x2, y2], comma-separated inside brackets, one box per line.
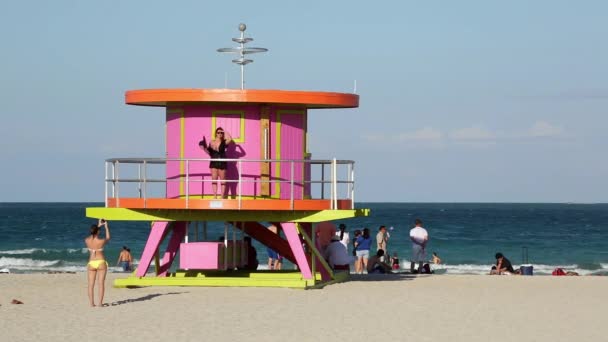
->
[323, 219, 442, 275]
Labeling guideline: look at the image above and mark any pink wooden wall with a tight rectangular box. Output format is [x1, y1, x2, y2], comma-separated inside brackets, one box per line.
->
[270, 108, 306, 199]
[166, 104, 307, 200]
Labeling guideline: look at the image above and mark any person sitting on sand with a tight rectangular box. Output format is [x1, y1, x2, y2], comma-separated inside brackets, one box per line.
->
[490, 252, 517, 275]
[432, 252, 442, 265]
[85, 219, 110, 307]
[391, 252, 400, 270]
[323, 236, 353, 271]
[367, 249, 392, 274]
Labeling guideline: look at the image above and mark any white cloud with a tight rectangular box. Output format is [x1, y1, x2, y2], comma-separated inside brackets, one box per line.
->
[362, 121, 565, 148]
[527, 121, 563, 138]
[361, 133, 384, 143]
[397, 127, 443, 142]
[449, 125, 495, 141]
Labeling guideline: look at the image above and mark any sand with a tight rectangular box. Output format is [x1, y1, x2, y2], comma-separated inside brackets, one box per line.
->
[1, 273, 607, 342]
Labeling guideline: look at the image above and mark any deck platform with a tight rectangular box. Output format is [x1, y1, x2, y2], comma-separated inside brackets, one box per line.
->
[114, 270, 350, 289]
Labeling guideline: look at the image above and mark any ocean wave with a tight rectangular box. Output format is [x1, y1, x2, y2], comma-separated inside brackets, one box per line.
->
[0, 257, 124, 273]
[1, 254, 605, 276]
[0, 248, 88, 255]
[0, 257, 61, 268]
[0, 248, 45, 255]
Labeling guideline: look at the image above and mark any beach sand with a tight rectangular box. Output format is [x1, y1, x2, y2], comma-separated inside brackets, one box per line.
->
[1, 273, 607, 342]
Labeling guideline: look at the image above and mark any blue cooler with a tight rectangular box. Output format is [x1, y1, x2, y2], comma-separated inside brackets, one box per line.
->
[520, 247, 533, 276]
[520, 264, 533, 275]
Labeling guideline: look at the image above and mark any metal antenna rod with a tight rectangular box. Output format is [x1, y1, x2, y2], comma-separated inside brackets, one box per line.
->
[217, 23, 268, 90]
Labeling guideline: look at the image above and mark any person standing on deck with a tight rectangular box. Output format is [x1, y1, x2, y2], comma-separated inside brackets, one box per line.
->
[409, 219, 428, 273]
[199, 127, 233, 199]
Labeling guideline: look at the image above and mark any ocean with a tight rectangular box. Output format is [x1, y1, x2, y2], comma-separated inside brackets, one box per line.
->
[1, 202, 607, 275]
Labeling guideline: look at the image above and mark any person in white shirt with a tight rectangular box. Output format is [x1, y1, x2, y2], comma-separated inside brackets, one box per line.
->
[324, 236, 353, 271]
[409, 218, 429, 273]
[335, 224, 350, 251]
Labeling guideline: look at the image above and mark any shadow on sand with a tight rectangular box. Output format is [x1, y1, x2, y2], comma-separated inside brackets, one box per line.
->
[109, 292, 186, 306]
[348, 273, 428, 282]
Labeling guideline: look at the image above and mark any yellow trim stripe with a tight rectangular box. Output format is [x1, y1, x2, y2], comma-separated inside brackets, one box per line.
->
[167, 108, 185, 197]
[212, 110, 246, 143]
[85, 207, 371, 222]
[180, 113, 185, 196]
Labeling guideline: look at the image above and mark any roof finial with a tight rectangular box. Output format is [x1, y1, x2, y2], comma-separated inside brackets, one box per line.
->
[217, 23, 268, 90]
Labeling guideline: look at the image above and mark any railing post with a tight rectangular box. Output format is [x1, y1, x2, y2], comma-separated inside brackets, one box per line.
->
[104, 161, 108, 207]
[238, 160, 242, 209]
[290, 160, 294, 209]
[138, 163, 142, 198]
[351, 162, 355, 209]
[185, 159, 190, 209]
[143, 160, 147, 208]
[111, 161, 116, 199]
[332, 158, 337, 210]
[115, 161, 120, 207]
[321, 164, 325, 200]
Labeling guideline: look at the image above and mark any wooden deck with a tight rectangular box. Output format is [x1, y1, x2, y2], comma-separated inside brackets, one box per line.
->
[114, 270, 350, 289]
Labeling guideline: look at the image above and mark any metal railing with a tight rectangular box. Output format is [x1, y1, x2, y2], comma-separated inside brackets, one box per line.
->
[104, 158, 355, 210]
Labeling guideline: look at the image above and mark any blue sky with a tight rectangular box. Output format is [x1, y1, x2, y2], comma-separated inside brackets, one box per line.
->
[1, 1, 606, 202]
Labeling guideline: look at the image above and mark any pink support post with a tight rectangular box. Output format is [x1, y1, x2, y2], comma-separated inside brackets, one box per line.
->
[136, 221, 172, 277]
[158, 221, 187, 277]
[281, 222, 313, 280]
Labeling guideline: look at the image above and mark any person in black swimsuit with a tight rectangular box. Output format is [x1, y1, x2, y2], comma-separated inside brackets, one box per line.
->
[199, 127, 233, 198]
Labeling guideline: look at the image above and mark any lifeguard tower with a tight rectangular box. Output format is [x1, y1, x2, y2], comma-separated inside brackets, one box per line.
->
[86, 24, 370, 289]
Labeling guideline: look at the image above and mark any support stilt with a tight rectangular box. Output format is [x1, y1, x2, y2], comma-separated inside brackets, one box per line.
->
[136, 221, 172, 277]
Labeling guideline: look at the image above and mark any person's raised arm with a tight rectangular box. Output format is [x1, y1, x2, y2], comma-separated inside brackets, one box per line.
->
[101, 219, 110, 241]
[199, 136, 211, 156]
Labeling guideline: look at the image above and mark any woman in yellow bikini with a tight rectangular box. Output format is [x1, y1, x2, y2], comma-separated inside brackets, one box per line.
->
[84, 219, 110, 307]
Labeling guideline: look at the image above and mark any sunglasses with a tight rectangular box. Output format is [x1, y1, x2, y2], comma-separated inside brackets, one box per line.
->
[216, 131, 224, 134]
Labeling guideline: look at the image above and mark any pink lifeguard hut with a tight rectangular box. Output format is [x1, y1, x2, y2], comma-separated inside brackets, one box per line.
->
[86, 24, 370, 288]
